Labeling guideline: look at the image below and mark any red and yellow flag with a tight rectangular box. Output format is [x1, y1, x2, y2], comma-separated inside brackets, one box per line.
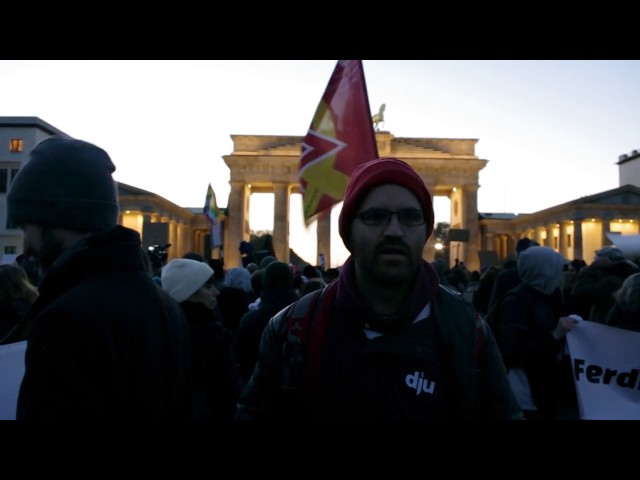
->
[298, 60, 379, 225]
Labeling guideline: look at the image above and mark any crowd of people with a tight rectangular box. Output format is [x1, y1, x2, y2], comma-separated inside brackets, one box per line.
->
[1, 136, 639, 420]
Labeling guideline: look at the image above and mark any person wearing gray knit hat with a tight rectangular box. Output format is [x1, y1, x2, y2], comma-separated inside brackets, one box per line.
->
[7, 136, 120, 232]
[6, 136, 192, 420]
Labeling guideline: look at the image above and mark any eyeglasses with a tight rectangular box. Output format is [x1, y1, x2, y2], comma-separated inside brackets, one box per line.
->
[356, 208, 425, 227]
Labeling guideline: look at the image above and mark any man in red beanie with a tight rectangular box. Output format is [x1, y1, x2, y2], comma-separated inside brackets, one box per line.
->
[236, 157, 522, 420]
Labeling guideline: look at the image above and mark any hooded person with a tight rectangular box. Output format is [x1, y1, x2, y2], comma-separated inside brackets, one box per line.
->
[494, 246, 579, 419]
[5, 136, 192, 419]
[236, 157, 522, 421]
[162, 258, 241, 420]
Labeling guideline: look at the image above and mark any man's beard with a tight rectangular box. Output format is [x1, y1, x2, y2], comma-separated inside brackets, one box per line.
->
[24, 228, 65, 276]
[365, 241, 418, 287]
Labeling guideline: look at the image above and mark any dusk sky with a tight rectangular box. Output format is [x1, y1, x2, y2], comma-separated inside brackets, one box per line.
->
[2, 60, 638, 266]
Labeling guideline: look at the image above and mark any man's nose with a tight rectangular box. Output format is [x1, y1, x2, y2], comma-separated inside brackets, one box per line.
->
[383, 213, 404, 236]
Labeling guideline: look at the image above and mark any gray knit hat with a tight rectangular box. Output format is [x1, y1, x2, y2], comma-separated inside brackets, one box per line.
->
[7, 137, 119, 231]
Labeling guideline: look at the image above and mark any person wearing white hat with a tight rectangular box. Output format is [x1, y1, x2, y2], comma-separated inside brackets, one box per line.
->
[162, 259, 241, 420]
[162, 258, 217, 305]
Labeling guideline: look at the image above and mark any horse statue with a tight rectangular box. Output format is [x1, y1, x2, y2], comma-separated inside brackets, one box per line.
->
[372, 103, 385, 131]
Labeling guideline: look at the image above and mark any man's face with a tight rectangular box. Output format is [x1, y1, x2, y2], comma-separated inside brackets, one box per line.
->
[349, 184, 427, 287]
[22, 224, 65, 275]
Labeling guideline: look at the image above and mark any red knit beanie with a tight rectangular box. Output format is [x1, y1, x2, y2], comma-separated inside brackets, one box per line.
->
[338, 157, 434, 248]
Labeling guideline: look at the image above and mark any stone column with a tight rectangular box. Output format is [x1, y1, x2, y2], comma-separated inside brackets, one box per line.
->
[225, 181, 249, 268]
[559, 221, 568, 259]
[195, 230, 205, 258]
[273, 182, 291, 264]
[545, 225, 554, 248]
[480, 231, 490, 251]
[573, 220, 583, 261]
[506, 235, 516, 259]
[493, 235, 502, 256]
[176, 223, 189, 259]
[461, 184, 480, 272]
[317, 213, 331, 269]
[501, 235, 510, 259]
[534, 227, 544, 246]
[169, 220, 178, 260]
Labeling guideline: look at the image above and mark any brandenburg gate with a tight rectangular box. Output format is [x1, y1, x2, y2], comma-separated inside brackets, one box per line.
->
[222, 131, 487, 272]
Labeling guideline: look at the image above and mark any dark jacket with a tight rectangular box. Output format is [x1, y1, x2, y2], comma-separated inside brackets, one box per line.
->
[180, 300, 241, 420]
[234, 288, 299, 386]
[16, 226, 192, 419]
[236, 283, 522, 420]
[488, 267, 521, 312]
[217, 286, 253, 334]
[572, 259, 640, 324]
[607, 304, 640, 332]
[496, 283, 569, 419]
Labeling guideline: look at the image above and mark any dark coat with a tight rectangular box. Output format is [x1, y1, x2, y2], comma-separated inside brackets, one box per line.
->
[488, 267, 521, 312]
[180, 300, 241, 420]
[236, 284, 522, 420]
[217, 287, 253, 334]
[572, 259, 640, 324]
[234, 288, 299, 385]
[607, 304, 640, 332]
[16, 226, 192, 419]
[496, 283, 569, 419]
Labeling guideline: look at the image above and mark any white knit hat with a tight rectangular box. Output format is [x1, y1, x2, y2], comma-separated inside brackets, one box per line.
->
[161, 258, 213, 303]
